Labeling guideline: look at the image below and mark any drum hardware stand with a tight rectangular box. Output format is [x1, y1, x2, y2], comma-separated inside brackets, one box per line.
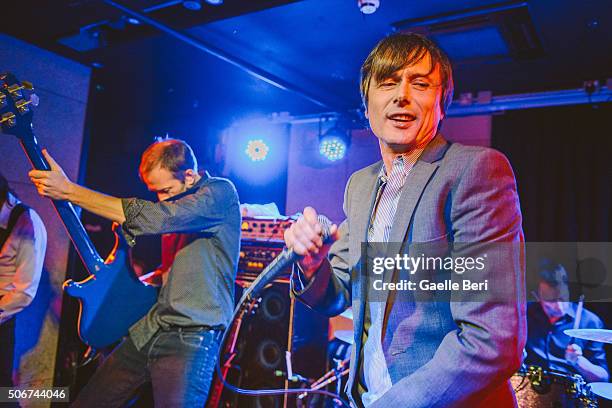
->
[283, 295, 296, 408]
[521, 365, 599, 407]
[528, 365, 550, 393]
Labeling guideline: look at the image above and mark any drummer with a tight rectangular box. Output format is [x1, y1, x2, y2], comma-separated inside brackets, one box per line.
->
[524, 259, 609, 383]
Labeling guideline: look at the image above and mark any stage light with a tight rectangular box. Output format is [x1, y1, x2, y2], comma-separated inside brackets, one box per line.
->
[204, 0, 224, 5]
[358, 0, 380, 15]
[319, 137, 346, 162]
[245, 139, 269, 162]
[319, 126, 349, 162]
[223, 120, 289, 190]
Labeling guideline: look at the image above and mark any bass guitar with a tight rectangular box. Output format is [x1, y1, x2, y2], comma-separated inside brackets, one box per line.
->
[0, 72, 157, 348]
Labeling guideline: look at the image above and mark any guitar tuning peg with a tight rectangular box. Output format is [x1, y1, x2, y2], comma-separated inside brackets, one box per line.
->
[22, 81, 34, 91]
[29, 93, 40, 107]
[1, 112, 16, 127]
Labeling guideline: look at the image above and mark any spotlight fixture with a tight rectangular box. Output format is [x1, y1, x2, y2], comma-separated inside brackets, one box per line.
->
[358, 0, 380, 15]
[319, 126, 349, 162]
[245, 139, 269, 162]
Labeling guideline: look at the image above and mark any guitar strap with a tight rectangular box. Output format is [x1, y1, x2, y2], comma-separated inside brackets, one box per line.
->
[0, 204, 28, 253]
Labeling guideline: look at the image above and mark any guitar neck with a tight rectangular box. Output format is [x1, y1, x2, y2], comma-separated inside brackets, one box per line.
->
[20, 132, 103, 273]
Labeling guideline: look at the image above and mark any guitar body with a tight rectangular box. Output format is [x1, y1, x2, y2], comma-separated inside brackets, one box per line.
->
[1, 72, 157, 348]
[64, 229, 158, 348]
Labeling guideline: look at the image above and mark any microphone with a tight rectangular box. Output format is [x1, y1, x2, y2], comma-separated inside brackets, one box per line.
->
[217, 214, 351, 408]
[242, 214, 333, 301]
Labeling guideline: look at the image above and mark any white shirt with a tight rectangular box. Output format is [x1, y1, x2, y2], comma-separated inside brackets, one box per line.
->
[362, 148, 424, 406]
[0, 193, 47, 324]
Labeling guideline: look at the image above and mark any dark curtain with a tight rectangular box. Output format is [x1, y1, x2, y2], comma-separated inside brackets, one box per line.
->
[492, 103, 612, 242]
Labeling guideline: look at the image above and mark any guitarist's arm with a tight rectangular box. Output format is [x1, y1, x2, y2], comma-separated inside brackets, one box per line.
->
[28, 149, 126, 224]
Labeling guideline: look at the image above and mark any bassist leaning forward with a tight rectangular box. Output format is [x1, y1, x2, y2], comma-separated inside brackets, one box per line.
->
[29, 138, 241, 407]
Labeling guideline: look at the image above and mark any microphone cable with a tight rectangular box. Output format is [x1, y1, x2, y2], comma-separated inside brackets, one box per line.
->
[213, 215, 351, 407]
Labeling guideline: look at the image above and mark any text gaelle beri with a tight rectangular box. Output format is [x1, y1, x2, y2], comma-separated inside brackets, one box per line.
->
[370, 253, 489, 292]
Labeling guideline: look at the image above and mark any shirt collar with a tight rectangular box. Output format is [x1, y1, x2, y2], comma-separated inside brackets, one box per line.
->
[190, 171, 210, 191]
[166, 171, 211, 202]
[0, 193, 20, 229]
[377, 147, 426, 180]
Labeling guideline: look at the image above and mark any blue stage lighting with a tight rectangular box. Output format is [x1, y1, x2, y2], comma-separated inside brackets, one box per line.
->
[245, 139, 269, 162]
[182, 1, 202, 10]
[223, 122, 289, 188]
[319, 127, 349, 162]
[319, 137, 346, 161]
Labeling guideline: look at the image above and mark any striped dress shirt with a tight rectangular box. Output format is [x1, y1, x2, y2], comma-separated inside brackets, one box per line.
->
[361, 147, 424, 406]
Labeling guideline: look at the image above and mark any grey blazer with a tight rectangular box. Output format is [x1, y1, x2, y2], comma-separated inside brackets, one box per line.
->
[295, 134, 526, 407]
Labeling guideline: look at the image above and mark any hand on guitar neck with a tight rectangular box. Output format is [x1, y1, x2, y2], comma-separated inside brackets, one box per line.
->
[28, 148, 72, 199]
[29, 149, 126, 224]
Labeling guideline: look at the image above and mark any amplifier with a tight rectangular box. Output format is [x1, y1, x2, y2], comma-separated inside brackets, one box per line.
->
[238, 241, 288, 286]
[240, 216, 295, 242]
[238, 216, 296, 286]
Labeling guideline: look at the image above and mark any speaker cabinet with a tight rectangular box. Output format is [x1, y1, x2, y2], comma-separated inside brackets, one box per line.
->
[216, 282, 328, 408]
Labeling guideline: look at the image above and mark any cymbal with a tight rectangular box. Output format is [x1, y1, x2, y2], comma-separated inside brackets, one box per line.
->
[589, 382, 612, 400]
[334, 330, 354, 345]
[563, 329, 612, 344]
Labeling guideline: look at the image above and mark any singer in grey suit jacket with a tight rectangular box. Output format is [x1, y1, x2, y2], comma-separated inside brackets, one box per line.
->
[285, 33, 526, 407]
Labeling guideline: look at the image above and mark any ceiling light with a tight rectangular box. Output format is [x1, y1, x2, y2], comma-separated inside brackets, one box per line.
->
[319, 126, 350, 162]
[358, 0, 380, 15]
[245, 139, 269, 162]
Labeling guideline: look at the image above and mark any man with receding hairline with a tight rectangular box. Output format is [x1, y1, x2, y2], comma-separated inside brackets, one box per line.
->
[284, 33, 526, 407]
[29, 138, 241, 407]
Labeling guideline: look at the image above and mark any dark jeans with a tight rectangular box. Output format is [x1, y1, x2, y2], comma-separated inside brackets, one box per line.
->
[72, 328, 221, 408]
[0, 317, 15, 387]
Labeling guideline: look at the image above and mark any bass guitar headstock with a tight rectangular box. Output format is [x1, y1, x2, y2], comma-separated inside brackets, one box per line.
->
[0, 72, 39, 140]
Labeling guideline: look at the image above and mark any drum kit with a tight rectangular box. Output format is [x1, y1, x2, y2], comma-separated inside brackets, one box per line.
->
[298, 309, 612, 408]
[511, 365, 598, 407]
[511, 328, 612, 408]
[559, 328, 612, 408]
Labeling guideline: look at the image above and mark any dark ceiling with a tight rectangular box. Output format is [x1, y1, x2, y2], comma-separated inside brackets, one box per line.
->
[3, 0, 612, 120]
